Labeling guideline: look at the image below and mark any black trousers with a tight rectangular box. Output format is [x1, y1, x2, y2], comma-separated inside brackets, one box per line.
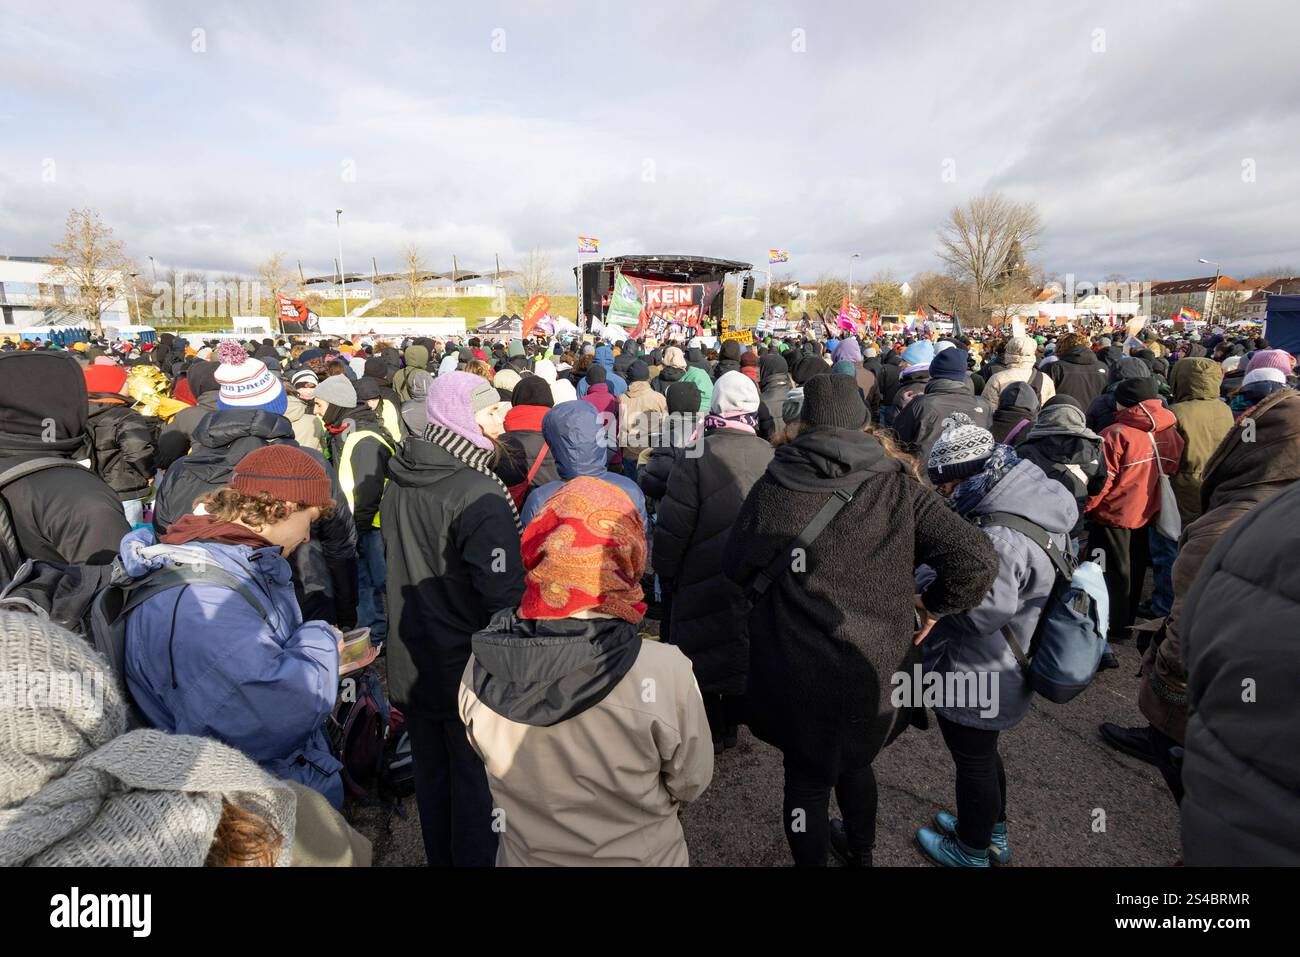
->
[1087, 521, 1152, 637]
[406, 712, 498, 867]
[781, 754, 878, 866]
[937, 714, 1006, 850]
[702, 693, 745, 742]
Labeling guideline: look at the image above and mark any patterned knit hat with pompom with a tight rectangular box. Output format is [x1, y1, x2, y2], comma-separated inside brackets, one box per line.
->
[928, 412, 995, 484]
[214, 340, 287, 415]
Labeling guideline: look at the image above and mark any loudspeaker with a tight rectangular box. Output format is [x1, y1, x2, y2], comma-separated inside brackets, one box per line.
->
[741, 275, 756, 299]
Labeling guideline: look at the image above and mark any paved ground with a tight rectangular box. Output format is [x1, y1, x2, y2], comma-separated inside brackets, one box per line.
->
[350, 633, 1181, 867]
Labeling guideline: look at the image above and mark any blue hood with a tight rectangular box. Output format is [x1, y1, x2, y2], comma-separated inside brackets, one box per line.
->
[594, 345, 616, 372]
[541, 400, 606, 479]
[970, 458, 1077, 535]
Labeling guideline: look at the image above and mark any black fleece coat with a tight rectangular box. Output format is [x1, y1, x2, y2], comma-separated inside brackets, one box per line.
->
[652, 427, 774, 694]
[724, 427, 998, 778]
[382, 435, 525, 717]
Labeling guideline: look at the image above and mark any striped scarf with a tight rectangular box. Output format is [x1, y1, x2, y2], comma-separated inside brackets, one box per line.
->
[424, 423, 523, 532]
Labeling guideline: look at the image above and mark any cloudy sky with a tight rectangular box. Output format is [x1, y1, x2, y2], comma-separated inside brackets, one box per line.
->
[2, 0, 1298, 287]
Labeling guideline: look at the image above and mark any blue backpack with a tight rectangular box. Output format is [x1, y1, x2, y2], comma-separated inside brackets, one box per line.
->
[975, 512, 1109, 703]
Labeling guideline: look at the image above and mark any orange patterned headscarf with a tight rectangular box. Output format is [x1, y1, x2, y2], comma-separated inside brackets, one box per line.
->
[520, 477, 647, 624]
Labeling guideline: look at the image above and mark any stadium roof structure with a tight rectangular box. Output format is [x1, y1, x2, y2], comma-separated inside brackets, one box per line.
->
[303, 266, 519, 286]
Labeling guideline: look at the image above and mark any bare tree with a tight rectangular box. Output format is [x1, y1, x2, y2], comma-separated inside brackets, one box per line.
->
[401, 243, 427, 317]
[937, 192, 1041, 321]
[518, 247, 558, 300]
[861, 270, 909, 316]
[908, 270, 976, 318]
[813, 273, 850, 313]
[46, 208, 133, 334]
[256, 253, 292, 319]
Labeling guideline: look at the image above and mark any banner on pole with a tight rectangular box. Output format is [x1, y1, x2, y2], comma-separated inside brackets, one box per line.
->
[768, 249, 790, 264]
[606, 273, 643, 327]
[578, 236, 600, 254]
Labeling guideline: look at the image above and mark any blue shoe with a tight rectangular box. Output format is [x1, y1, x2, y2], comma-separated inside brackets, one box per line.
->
[917, 826, 990, 867]
[934, 811, 1012, 865]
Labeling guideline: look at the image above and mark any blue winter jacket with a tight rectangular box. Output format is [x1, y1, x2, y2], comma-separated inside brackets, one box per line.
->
[577, 345, 628, 398]
[520, 401, 647, 527]
[120, 527, 344, 806]
[919, 459, 1078, 731]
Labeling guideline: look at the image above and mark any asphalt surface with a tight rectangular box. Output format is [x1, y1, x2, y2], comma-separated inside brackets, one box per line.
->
[351, 630, 1181, 867]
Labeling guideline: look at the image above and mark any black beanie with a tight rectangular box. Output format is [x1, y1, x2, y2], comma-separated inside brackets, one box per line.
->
[721, 339, 742, 361]
[354, 378, 382, 402]
[792, 355, 828, 385]
[628, 359, 650, 382]
[512, 376, 554, 408]
[1115, 377, 1158, 408]
[667, 380, 702, 415]
[586, 363, 608, 385]
[800, 373, 868, 430]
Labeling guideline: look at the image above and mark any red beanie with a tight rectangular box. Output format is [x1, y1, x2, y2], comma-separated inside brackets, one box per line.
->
[231, 446, 333, 508]
[83, 364, 128, 394]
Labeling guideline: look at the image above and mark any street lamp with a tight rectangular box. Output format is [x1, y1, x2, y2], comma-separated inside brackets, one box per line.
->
[1199, 258, 1221, 325]
[148, 256, 157, 285]
[129, 272, 141, 323]
[336, 208, 348, 319]
[849, 253, 861, 301]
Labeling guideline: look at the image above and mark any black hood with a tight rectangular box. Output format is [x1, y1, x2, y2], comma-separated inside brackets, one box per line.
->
[187, 359, 220, 398]
[0, 351, 88, 455]
[1061, 344, 1099, 366]
[767, 426, 906, 492]
[469, 611, 642, 727]
[191, 408, 293, 451]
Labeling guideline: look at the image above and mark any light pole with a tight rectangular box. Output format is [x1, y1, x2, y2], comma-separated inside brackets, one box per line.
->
[1199, 258, 1221, 325]
[148, 256, 157, 285]
[129, 272, 141, 323]
[849, 253, 861, 303]
[336, 209, 348, 319]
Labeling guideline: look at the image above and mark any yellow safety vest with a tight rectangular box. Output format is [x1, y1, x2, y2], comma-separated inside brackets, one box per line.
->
[338, 429, 395, 527]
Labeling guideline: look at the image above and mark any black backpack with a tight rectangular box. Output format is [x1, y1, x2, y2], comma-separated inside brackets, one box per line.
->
[0, 457, 92, 590]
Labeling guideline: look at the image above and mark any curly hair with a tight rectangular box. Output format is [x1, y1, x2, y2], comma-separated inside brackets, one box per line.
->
[206, 799, 284, 867]
[196, 488, 335, 528]
[464, 359, 494, 381]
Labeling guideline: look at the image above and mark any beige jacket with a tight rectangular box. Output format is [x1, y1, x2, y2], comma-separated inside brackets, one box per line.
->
[458, 639, 713, 866]
[983, 336, 1056, 409]
[619, 381, 669, 459]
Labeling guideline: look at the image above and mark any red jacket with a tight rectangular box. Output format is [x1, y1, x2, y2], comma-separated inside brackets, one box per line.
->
[1086, 399, 1185, 529]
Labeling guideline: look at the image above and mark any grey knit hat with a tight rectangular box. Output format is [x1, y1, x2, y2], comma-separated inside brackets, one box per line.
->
[0, 610, 296, 866]
[314, 374, 358, 410]
[928, 412, 995, 484]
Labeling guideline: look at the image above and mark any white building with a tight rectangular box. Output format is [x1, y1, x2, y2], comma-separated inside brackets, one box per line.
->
[0, 256, 131, 331]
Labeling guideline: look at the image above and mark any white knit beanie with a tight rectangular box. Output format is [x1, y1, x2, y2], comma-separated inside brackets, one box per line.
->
[711, 370, 761, 415]
[215, 341, 287, 414]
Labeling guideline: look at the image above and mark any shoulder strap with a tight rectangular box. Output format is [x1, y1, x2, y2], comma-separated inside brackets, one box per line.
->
[749, 479, 869, 599]
[0, 457, 86, 490]
[118, 564, 274, 625]
[525, 442, 550, 484]
[974, 511, 1073, 580]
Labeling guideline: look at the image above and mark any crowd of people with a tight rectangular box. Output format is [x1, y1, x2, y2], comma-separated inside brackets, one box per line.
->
[1, 319, 1296, 867]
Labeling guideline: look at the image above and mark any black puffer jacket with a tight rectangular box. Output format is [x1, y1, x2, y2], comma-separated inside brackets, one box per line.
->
[153, 409, 359, 627]
[86, 395, 158, 499]
[891, 378, 991, 474]
[382, 435, 525, 717]
[652, 427, 773, 694]
[1047, 345, 1110, 407]
[723, 427, 998, 777]
[0, 352, 130, 570]
[1180, 479, 1300, 865]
